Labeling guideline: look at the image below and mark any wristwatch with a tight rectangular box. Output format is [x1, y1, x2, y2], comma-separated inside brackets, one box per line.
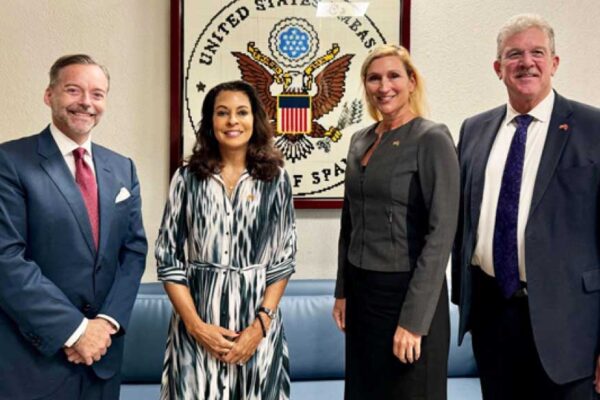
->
[258, 306, 276, 320]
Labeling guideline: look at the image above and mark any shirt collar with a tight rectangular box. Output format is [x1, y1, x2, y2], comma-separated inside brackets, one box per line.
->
[49, 123, 93, 157]
[505, 90, 555, 126]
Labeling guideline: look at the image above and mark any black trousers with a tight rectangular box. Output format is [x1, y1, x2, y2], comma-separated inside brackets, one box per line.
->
[37, 367, 121, 400]
[345, 264, 450, 400]
[470, 267, 598, 400]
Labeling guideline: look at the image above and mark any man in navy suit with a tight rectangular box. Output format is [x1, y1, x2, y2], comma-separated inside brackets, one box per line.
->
[453, 14, 600, 399]
[0, 54, 147, 399]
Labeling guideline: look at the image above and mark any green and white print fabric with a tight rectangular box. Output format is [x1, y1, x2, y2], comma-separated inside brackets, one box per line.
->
[156, 166, 297, 400]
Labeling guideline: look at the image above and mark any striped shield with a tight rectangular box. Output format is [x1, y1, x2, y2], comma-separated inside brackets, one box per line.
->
[276, 95, 312, 134]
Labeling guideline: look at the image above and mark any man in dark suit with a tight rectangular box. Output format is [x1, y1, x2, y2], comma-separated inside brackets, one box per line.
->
[0, 54, 147, 399]
[452, 14, 600, 399]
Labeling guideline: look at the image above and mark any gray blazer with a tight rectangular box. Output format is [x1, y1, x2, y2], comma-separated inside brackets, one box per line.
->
[335, 117, 459, 334]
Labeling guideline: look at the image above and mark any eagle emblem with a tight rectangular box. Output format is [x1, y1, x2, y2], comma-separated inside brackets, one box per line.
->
[231, 18, 362, 162]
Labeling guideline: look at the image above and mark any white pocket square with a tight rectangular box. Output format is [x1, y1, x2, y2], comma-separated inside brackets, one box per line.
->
[115, 187, 131, 203]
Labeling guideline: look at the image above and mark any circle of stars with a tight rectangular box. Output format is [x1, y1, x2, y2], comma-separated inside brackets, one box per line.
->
[278, 27, 310, 59]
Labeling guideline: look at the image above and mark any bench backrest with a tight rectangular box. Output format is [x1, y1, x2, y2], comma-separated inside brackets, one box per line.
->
[121, 280, 477, 382]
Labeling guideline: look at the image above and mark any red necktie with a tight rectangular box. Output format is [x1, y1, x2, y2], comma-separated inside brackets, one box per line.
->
[73, 147, 99, 249]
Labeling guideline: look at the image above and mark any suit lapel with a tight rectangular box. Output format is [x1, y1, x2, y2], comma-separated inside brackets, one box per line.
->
[352, 124, 378, 160]
[469, 106, 506, 234]
[93, 145, 120, 257]
[528, 93, 573, 217]
[37, 129, 96, 254]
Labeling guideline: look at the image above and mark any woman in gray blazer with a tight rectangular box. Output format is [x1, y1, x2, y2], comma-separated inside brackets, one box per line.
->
[332, 44, 459, 399]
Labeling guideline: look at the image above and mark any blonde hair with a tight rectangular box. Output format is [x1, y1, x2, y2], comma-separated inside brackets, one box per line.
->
[360, 44, 427, 120]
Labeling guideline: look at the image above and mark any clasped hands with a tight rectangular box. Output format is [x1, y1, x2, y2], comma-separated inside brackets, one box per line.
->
[64, 318, 117, 366]
[189, 317, 268, 365]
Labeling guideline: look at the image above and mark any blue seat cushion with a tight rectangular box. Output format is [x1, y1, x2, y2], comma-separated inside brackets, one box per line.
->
[290, 380, 345, 399]
[447, 378, 482, 399]
[281, 291, 345, 380]
[121, 284, 172, 382]
[120, 384, 160, 400]
[447, 302, 478, 377]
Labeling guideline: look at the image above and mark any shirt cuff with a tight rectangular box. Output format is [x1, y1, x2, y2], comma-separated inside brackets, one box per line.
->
[97, 314, 120, 332]
[64, 318, 88, 347]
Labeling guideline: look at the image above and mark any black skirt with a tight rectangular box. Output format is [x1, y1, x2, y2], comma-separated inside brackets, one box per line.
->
[345, 264, 450, 400]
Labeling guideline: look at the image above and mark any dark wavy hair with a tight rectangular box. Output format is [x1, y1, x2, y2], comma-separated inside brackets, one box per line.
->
[187, 80, 283, 181]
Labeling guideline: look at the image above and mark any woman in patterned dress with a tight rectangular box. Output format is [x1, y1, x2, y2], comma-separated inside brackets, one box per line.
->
[155, 80, 297, 400]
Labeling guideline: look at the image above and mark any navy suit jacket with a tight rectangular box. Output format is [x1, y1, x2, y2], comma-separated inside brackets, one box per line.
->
[0, 127, 147, 398]
[452, 92, 600, 384]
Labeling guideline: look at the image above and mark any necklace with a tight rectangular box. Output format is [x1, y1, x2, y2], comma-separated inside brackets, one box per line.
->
[220, 170, 242, 197]
[219, 154, 246, 196]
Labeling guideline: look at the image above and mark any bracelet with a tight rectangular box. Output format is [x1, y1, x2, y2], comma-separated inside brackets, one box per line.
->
[258, 306, 276, 320]
[256, 314, 267, 338]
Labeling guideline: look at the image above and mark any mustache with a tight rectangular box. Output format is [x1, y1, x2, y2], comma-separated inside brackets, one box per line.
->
[515, 68, 539, 78]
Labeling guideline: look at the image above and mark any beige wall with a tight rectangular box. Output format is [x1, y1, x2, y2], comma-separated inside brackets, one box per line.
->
[0, 0, 170, 282]
[1, 1, 599, 282]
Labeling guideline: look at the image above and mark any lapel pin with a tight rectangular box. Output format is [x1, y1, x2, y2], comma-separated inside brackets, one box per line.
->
[559, 123, 569, 131]
[392, 140, 400, 146]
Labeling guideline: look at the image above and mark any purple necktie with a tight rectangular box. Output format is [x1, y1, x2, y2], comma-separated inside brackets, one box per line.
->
[493, 114, 533, 298]
[73, 147, 99, 249]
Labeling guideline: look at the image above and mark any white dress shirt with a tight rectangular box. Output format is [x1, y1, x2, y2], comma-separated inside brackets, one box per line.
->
[471, 91, 555, 282]
[49, 124, 120, 347]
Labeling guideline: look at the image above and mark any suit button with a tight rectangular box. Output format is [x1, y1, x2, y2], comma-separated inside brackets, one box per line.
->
[83, 304, 92, 312]
[95, 264, 102, 272]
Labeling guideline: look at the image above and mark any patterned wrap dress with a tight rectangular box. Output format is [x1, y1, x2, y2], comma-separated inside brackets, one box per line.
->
[155, 166, 297, 400]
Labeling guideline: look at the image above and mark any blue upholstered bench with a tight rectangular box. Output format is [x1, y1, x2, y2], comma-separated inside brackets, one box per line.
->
[120, 280, 480, 399]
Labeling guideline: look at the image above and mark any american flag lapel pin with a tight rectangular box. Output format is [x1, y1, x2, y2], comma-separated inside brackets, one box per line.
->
[392, 140, 400, 146]
[559, 123, 569, 132]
